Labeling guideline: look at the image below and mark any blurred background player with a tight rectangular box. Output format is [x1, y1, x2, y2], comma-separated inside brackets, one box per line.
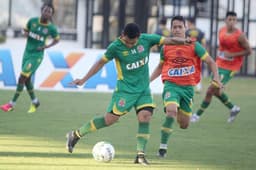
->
[150, 15, 221, 157]
[0, 3, 59, 113]
[191, 11, 252, 123]
[186, 17, 207, 93]
[152, 17, 171, 52]
[65, 23, 191, 165]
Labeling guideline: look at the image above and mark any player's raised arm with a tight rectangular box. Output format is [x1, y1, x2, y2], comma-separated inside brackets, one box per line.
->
[71, 58, 107, 86]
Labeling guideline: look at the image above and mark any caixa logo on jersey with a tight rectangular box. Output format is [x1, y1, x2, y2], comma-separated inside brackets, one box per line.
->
[0, 49, 117, 91]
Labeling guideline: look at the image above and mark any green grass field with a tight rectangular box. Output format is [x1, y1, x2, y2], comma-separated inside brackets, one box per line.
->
[0, 77, 256, 170]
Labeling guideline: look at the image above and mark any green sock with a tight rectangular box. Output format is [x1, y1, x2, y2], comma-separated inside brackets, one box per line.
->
[25, 81, 36, 100]
[160, 117, 174, 145]
[12, 83, 24, 102]
[136, 122, 150, 153]
[78, 116, 107, 137]
[216, 93, 234, 109]
[196, 101, 210, 116]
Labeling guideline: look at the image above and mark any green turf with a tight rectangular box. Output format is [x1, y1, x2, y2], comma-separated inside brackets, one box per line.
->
[0, 77, 256, 170]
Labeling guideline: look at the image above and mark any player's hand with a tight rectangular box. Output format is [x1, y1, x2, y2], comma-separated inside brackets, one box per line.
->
[184, 37, 196, 44]
[69, 78, 85, 86]
[210, 79, 223, 95]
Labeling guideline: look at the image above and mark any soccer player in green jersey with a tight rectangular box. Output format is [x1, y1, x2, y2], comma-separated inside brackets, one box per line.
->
[66, 23, 191, 165]
[0, 3, 59, 113]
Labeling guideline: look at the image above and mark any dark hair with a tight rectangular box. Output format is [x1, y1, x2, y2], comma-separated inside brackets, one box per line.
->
[41, 3, 55, 14]
[160, 17, 167, 25]
[171, 15, 186, 27]
[187, 17, 196, 24]
[123, 23, 141, 39]
[226, 11, 237, 18]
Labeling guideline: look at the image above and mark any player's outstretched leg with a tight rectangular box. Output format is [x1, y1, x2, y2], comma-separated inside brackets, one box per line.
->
[66, 130, 80, 153]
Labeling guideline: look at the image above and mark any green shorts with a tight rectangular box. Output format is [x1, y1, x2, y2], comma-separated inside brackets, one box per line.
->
[218, 68, 236, 85]
[162, 81, 194, 116]
[107, 88, 155, 116]
[21, 53, 43, 77]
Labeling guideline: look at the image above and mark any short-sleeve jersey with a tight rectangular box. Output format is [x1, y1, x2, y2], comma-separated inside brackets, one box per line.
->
[160, 42, 208, 86]
[24, 17, 59, 57]
[103, 33, 164, 93]
[216, 26, 244, 71]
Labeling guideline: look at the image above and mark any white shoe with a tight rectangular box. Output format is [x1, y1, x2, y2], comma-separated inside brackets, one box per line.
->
[190, 113, 200, 123]
[227, 105, 240, 123]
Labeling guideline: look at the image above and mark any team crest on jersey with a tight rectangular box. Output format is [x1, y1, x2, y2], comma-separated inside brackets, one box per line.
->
[118, 98, 126, 107]
[32, 23, 37, 28]
[122, 51, 129, 56]
[164, 92, 171, 99]
[137, 45, 144, 53]
[42, 28, 48, 34]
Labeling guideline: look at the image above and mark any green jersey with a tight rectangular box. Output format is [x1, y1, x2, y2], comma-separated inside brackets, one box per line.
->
[24, 17, 59, 57]
[103, 33, 164, 93]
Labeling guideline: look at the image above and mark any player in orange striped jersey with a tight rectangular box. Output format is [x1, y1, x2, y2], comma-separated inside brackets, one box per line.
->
[191, 11, 252, 123]
[150, 15, 221, 157]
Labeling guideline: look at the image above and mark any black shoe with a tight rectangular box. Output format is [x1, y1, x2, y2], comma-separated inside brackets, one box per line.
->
[157, 149, 167, 158]
[66, 131, 80, 153]
[134, 153, 149, 166]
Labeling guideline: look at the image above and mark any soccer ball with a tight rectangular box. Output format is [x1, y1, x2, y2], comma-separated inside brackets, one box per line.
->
[92, 141, 115, 162]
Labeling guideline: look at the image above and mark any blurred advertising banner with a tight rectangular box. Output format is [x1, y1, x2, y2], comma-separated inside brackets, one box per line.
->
[0, 39, 163, 94]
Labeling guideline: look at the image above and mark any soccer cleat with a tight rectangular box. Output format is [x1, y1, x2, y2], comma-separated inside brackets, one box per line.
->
[190, 113, 200, 123]
[0, 103, 14, 112]
[27, 101, 40, 113]
[134, 152, 149, 166]
[157, 148, 167, 158]
[227, 105, 240, 123]
[66, 131, 80, 153]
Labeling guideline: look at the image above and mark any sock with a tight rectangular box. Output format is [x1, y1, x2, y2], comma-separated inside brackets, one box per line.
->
[216, 93, 234, 109]
[196, 101, 210, 116]
[25, 80, 36, 100]
[160, 117, 174, 147]
[78, 116, 107, 137]
[11, 83, 25, 102]
[136, 122, 150, 153]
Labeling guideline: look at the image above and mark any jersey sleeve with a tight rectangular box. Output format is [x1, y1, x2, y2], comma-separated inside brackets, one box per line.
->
[103, 43, 116, 61]
[25, 18, 33, 31]
[194, 42, 209, 60]
[50, 25, 60, 40]
[142, 33, 163, 47]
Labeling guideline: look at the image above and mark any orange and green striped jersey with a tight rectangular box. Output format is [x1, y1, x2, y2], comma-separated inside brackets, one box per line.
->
[160, 42, 208, 86]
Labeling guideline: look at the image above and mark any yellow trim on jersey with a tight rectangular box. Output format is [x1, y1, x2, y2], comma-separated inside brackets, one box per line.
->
[136, 133, 150, 139]
[201, 52, 209, 61]
[90, 120, 97, 131]
[136, 103, 156, 110]
[164, 101, 179, 107]
[102, 55, 109, 62]
[159, 37, 165, 45]
[114, 58, 123, 80]
[161, 127, 173, 134]
[179, 108, 192, 116]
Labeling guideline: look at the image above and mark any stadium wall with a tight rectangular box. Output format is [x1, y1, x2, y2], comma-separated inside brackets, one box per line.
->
[0, 38, 163, 94]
